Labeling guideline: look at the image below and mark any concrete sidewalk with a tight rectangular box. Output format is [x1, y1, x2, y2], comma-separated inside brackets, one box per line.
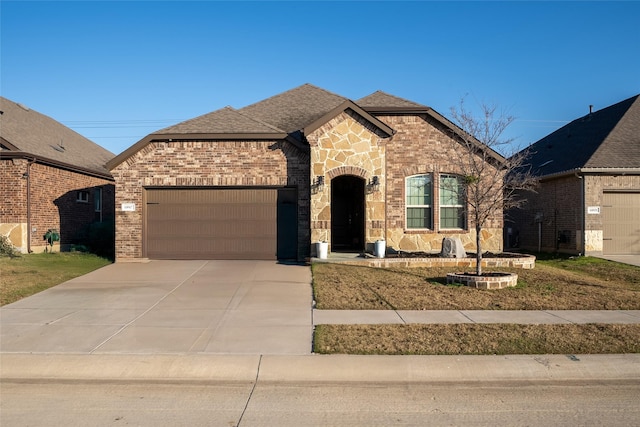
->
[313, 309, 640, 325]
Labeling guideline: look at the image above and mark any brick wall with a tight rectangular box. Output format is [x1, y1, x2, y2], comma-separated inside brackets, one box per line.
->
[506, 173, 640, 255]
[507, 175, 582, 253]
[111, 140, 309, 260]
[380, 114, 504, 253]
[0, 158, 114, 253]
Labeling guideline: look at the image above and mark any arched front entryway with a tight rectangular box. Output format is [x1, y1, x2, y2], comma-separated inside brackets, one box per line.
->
[331, 175, 365, 252]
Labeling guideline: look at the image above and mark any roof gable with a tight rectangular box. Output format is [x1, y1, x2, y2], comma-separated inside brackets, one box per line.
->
[524, 94, 640, 176]
[357, 90, 428, 110]
[586, 95, 640, 168]
[0, 97, 114, 177]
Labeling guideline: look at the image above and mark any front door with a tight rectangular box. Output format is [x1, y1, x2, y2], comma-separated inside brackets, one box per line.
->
[331, 175, 365, 252]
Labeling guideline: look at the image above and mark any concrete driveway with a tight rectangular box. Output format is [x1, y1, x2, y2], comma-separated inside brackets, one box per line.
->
[0, 260, 313, 355]
[596, 254, 640, 267]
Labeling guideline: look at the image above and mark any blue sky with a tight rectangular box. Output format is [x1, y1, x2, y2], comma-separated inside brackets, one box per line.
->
[2, 1, 639, 156]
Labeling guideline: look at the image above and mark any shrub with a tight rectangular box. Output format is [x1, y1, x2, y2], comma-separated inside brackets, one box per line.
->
[0, 235, 19, 258]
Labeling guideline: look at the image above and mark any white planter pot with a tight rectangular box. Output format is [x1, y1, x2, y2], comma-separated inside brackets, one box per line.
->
[317, 241, 328, 259]
[374, 240, 386, 258]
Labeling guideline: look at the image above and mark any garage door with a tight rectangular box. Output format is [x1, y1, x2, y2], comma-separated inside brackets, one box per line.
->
[602, 192, 640, 255]
[145, 188, 297, 260]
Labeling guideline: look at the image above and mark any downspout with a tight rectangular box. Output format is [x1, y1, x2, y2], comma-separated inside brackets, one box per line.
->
[384, 139, 388, 248]
[576, 171, 585, 256]
[24, 158, 36, 253]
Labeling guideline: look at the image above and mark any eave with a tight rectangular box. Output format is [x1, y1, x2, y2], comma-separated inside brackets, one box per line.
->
[302, 100, 395, 138]
[107, 131, 291, 171]
[0, 151, 114, 181]
[537, 167, 640, 182]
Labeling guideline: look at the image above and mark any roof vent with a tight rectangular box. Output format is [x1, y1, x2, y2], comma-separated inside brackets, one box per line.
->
[17, 103, 30, 112]
[52, 139, 66, 153]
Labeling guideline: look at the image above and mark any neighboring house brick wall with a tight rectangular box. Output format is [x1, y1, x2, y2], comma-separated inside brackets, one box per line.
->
[0, 158, 28, 250]
[507, 175, 581, 253]
[111, 140, 309, 260]
[0, 158, 114, 253]
[583, 174, 640, 254]
[507, 174, 640, 255]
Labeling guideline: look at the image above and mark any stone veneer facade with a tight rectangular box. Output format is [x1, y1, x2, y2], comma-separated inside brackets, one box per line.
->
[307, 109, 503, 256]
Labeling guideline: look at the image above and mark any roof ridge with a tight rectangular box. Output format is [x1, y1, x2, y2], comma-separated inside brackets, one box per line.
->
[584, 94, 640, 167]
[240, 83, 346, 111]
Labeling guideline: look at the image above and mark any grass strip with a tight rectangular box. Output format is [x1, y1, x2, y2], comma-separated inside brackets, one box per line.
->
[314, 323, 640, 355]
[1, 253, 111, 306]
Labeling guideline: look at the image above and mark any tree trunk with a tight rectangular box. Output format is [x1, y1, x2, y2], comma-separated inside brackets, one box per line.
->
[476, 222, 483, 276]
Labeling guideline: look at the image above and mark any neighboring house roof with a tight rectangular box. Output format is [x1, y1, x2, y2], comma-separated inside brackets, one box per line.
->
[524, 94, 640, 177]
[0, 97, 114, 178]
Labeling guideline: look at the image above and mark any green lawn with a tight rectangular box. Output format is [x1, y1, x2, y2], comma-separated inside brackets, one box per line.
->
[0, 252, 112, 306]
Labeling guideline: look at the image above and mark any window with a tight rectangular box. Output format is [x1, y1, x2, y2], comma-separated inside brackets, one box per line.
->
[439, 174, 466, 229]
[94, 188, 102, 213]
[94, 188, 103, 222]
[76, 190, 89, 203]
[406, 175, 432, 229]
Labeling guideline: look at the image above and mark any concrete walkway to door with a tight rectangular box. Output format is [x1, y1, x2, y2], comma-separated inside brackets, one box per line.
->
[0, 261, 313, 355]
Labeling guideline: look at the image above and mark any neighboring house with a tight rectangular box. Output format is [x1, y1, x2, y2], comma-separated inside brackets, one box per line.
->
[0, 97, 115, 254]
[107, 84, 505, 261]
[506, 94, 640, 256]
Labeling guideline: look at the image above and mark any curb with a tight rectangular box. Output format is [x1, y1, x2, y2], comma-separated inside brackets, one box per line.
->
[2, 353, 639, 383]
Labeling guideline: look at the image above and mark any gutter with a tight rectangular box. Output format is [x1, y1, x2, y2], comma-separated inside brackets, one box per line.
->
[538, 167, 640, 182]
[1, 151, 113, 181]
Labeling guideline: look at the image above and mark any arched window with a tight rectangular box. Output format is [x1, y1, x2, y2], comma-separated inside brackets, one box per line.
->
[405, 174, 432, 229]
[439, 174, 466, 229]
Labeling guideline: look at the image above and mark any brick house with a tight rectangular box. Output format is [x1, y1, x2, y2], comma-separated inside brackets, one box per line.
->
[506, 94, 640, 256]
[107, 84, 505, 261]
[0, 97, 115, 254]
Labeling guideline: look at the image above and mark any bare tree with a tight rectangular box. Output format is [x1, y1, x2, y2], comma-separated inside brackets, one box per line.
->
[447, 98, 536, 276]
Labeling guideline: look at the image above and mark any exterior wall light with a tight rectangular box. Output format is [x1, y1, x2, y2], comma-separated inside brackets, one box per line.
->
[312, 175, 325, 194]
[367, 176, 380, 194]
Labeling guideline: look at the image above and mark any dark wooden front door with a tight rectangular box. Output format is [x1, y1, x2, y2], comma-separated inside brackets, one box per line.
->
[331, 176, 365, 252]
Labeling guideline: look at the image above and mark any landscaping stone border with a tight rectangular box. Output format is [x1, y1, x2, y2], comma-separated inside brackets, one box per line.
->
[319, 253, 535, 269]
[446, 272, 519, 290]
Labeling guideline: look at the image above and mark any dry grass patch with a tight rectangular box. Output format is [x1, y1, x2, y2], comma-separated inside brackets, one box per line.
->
[314, 324, 640, 355]
[312, 258, 640, 310]
[0, 253, 111, 306]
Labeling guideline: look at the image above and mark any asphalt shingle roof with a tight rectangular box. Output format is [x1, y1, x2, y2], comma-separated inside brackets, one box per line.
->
[524, 94, 640, 176]
[357, 91, 428, 109]
[157, 106, 285, 135]
[239, 83, 347, 133]
[0, 97, 114, 176]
